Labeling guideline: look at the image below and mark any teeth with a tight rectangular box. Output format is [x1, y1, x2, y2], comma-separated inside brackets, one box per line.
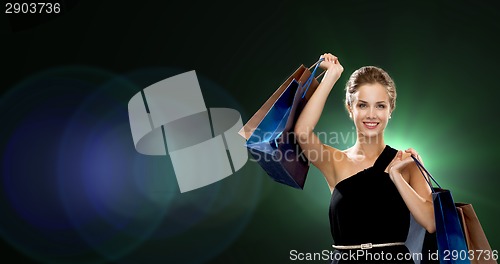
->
[365, 122, 378, 126]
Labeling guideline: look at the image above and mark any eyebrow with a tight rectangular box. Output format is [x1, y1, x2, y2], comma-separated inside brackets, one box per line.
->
[358, 100, 387, 104]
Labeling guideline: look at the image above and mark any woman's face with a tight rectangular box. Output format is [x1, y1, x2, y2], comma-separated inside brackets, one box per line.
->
[349, 83, 392, 139]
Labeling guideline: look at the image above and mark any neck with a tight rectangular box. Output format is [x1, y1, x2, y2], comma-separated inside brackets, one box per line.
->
[352, 134, 386, 159]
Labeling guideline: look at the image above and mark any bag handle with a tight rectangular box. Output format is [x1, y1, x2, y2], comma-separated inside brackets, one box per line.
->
[301, 58, 325, 98]
[308, 59, 326, 79]
[411, 155, 442, 193]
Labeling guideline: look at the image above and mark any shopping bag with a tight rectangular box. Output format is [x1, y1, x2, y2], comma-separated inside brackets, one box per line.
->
[241, 59, 324, 189]
[238, 65, 306, 139]
[456, 203, 496, 264]
[238, 60, 323, 139]
[412, 156, 470, 264]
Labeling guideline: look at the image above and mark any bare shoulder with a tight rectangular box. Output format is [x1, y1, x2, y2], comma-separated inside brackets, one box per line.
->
[329, 146, 362, 188]
[322, 144, 347, 162]
[319, 144, 347, 188]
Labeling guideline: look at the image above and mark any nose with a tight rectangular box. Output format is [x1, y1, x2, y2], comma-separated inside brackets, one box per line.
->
[367, 107, 376, 119]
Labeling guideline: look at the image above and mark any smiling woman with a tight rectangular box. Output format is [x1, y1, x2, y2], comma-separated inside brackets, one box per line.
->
[293, 53, 436, 264]
[345, 67, 395, 142]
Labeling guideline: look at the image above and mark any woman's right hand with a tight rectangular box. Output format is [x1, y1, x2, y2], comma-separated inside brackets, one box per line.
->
[319, 53, 343, 80]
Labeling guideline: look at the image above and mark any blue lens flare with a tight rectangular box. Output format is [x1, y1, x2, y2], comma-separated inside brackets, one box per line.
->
[1, 66, 263, 263]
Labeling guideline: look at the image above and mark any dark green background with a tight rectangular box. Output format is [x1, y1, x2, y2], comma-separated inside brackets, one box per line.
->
[1, 1, 499, 263]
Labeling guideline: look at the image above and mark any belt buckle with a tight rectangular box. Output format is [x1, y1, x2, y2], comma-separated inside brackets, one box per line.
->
[361, 243, 373, 249]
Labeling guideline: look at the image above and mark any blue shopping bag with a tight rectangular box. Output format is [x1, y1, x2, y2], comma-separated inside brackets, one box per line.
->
[412, 156, 470, 264]
[244, 59, 324, 189]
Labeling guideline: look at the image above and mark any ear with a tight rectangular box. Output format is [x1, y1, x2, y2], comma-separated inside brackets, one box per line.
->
[345, 104, 353, 119]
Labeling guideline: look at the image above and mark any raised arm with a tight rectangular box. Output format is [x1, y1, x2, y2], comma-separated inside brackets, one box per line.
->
[294, 53, 344, 178]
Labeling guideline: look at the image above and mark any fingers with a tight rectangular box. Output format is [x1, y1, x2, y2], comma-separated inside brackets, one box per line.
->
[389, 150, 412, 175]
[319, 53, 342, 72]
[405, 148, 424, 163]
[396, 150, 403, 160]
[320, 53, 338, 63]
[404, 148, 418, 157]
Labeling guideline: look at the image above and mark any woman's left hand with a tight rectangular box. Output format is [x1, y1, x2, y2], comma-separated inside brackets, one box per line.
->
[389, 148, 422, 178]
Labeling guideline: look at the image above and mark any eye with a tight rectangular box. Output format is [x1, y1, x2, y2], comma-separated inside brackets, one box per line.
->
[358, 103, 367, 109]
[377, 104, 386, 109]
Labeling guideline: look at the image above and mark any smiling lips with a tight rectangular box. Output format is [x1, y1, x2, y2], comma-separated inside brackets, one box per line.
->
[363, 122, 379, 129]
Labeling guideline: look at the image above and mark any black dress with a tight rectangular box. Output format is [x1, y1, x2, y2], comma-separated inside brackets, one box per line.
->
[329, 145, 414, 264]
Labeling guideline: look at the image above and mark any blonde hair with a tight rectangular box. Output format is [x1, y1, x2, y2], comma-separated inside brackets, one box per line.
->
[345, 66, 397, 111]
